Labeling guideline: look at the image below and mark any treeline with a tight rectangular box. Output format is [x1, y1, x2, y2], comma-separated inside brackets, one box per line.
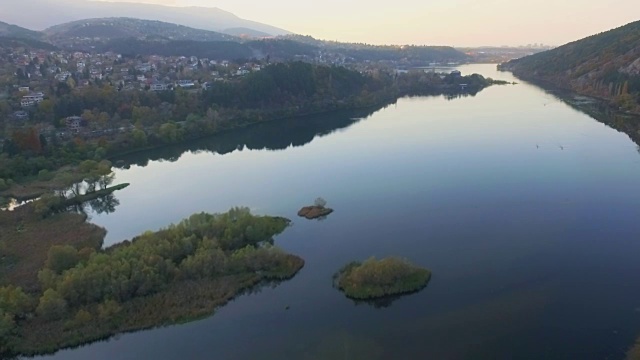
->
[0, 207, 304, 356]
[501, 20, 640, 113]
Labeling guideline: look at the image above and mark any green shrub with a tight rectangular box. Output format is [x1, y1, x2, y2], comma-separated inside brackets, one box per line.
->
[37, 170, 54, 181]
[0, 179, 8, 191]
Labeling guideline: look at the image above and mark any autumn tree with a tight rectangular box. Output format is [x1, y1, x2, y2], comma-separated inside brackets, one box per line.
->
[36, 289, 68, 320]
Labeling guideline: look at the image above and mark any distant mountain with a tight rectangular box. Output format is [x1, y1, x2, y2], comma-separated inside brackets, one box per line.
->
[223, 28, 272, 39]
[0, 21, 45, 41]
[501, 20, 640, 113]
[0, 0, 290, 37]
[45, 18, 238, 46]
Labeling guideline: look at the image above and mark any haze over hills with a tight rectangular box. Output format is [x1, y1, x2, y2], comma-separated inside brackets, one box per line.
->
[0, 16, 470, 64]
[45, 18, 239, 46]
[0, 0, 290, 37]
[501, 20, 640, 113]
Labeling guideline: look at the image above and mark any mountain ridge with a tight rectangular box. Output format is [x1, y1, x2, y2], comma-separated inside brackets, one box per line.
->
[44, 17, 239, 45]
[0, 0, 291, 37]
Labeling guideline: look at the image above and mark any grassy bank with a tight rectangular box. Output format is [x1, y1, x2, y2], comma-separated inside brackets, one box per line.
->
[0, 205, 104, 293]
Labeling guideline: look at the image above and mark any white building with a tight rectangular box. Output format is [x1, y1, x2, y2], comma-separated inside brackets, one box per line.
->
[21, 92, 44, 108]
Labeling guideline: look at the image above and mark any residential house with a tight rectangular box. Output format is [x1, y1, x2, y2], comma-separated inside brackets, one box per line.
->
[150, 81, 169, 91]
[21, 92, 44, 108]
[176, 80, 195, 88]
[11, 110, 29, 121]
[65, 116, 85, 134]
[136, 63, 153, 72]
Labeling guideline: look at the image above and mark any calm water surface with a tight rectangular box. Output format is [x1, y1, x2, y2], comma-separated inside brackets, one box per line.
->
[36, 64, 640, 359]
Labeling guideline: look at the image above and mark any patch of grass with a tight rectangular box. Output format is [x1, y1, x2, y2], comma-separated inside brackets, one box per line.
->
[0, 204, 104, 292]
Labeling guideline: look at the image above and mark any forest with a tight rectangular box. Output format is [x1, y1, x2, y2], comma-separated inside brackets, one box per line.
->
[0, 207, 304, 356]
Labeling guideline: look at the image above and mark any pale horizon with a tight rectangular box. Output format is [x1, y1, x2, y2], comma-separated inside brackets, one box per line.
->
[89, 0, 640, 47]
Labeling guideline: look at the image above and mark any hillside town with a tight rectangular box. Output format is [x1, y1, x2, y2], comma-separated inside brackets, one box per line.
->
[0, 46, 271, 139]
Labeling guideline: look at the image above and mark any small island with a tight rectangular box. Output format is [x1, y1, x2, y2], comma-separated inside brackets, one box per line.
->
[333, 257, 431, 300]
[298, 197, 334, 220]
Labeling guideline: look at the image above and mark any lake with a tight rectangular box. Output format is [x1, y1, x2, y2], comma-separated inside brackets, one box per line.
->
[34, 64, 640, 360]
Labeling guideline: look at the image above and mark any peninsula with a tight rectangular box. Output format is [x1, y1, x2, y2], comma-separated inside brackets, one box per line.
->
[0, 206, 303, 357]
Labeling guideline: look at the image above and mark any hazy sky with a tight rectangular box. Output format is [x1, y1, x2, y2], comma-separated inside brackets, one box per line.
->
[97, 0, 638, 46]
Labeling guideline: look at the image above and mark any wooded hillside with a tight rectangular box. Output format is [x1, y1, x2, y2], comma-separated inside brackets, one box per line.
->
[501, 20, 640, 113]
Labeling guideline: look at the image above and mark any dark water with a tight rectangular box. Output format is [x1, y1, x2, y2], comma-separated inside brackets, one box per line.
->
[35, 64, 640, 360]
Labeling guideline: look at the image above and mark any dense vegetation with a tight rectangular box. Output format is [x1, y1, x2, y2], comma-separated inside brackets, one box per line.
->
[333, 257, 431, 300]
[0, 36, 57, 51]
[0, 207, 303, 356]
[501, 20, 640, 113]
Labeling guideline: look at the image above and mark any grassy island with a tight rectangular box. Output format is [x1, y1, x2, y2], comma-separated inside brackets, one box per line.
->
[0, 206, 303, 357]
[333, 257, 431, 300]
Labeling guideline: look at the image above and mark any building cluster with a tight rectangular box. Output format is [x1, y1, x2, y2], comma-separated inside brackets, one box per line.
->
[0, 47, 267, 137]
[3, 48, 265, 109]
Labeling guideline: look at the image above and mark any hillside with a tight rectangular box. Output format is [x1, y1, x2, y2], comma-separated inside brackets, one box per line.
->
[223, 28, 272, 39]
[95, 38, 253, 60]
[0, 21, 44, 41]
[45, 18, 238, 46]
[0, 37, 57, 51]
[501, 20, 640, 113]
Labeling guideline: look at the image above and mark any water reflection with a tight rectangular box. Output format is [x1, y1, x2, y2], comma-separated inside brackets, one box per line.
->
[66, 192, 120, 216]
[113, 106, 390, 168]
[56, 175, 123, 217]
[112, 90, 487, 170]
